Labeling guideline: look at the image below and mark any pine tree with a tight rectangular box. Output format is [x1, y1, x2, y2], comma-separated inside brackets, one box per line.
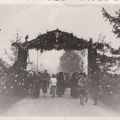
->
[102, 8, 120, 38]
[1, 31, 29, 94]
[101, 8, 120, 101]
[102, 8, 120, 72]
[5, 30, 22, 65]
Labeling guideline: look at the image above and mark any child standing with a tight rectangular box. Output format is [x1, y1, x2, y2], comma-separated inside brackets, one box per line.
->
[50, 74, 57, 97]
[79, 73, 88, 105]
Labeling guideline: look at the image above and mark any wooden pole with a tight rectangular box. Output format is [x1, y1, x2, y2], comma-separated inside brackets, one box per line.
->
[32, 50, 39, 97]
[37, 50, 39, 73]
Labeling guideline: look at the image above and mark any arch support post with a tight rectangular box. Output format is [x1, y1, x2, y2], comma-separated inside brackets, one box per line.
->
[12, 43, 28, 74]
[87, 39, 100, 105]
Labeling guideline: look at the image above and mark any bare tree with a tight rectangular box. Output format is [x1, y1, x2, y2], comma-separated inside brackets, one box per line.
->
[4, 30, 22, 65]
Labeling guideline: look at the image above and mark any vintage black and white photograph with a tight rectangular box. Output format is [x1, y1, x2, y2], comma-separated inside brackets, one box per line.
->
[0, 0, 120, 117]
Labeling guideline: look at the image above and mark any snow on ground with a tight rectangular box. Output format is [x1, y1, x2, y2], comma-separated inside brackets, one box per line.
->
[1, 89, 120, 117]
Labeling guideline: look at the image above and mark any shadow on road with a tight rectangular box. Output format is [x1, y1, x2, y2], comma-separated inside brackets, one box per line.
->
[0, 90, 29, 114]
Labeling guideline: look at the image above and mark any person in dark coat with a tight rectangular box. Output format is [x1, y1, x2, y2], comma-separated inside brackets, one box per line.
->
[27, 71, 34, 96]
[70, 72, 79, 98]
[56, 72, 65, 97]
[32, 72, 41, 98]
[91, 71, 100, 105]
[64, 73, 71, 88]
[36, 72, 42, 97]
[27, 71, 34, 94]
[41, 70, 50, 97]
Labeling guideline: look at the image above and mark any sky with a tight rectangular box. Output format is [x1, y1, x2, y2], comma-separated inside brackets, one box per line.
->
[0, 3, 120, 73]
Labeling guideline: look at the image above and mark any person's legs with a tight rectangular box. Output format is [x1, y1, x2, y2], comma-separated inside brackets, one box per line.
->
[85, 91, 88, 103]
[37, 83, 41, 97]
[80, 90, 85, 105]
[80, 95, 84, 105]
[72, 87, 75, 98]
[52, 86, 56, 97]
[50, 86, 54, 97]
[73, 87, 78, 98]
[93, 91, 98, 105]
[57, 86, 62, 97]
[43, 83, 47, 97]
[70, 87, 73, 96]
[43, 87, 46, 97]
[32, 83, 38, 99]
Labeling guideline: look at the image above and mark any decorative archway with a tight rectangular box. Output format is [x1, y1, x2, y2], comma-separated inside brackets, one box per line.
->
[12, 29, 103, 78]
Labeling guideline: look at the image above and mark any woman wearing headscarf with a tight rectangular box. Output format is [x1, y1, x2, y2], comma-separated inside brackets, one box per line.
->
[56, 72, 65, 97]
[70, 72, 79, 98]
[41, 70, 50, 97]
[32, 72, 41, 98]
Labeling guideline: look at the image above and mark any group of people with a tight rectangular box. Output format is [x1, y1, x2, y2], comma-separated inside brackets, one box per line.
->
[28, 70, 100, 105]
[28, 70, 65, 98]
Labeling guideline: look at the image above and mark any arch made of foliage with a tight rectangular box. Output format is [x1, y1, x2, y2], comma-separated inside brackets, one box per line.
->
[12, 29, 103, 78]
